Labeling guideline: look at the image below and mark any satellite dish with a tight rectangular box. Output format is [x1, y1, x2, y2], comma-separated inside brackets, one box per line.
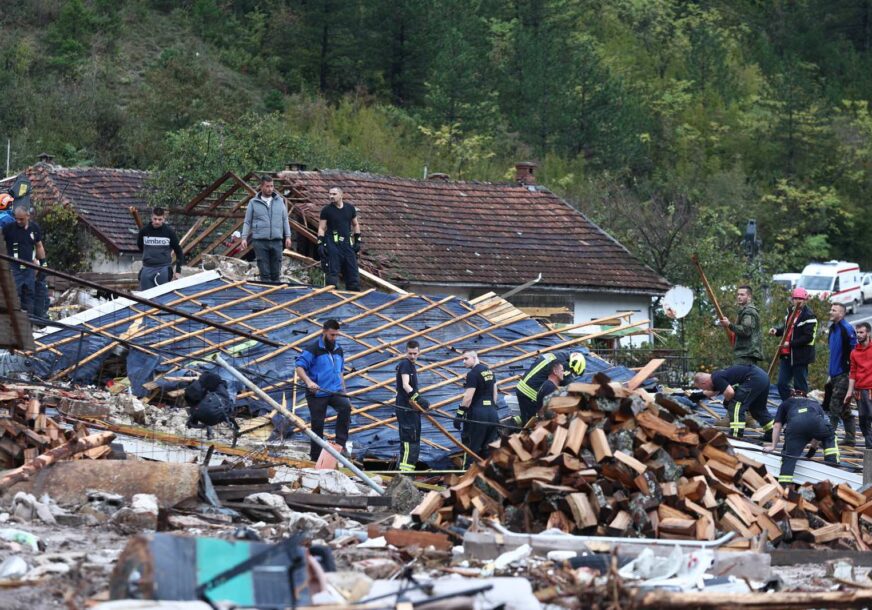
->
[662, 285, 694, 319]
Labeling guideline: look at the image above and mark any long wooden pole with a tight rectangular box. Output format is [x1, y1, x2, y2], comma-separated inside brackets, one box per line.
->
[767, 303, 801, 377]
[691, 253, 736, 346]
[411, 398, 482, 462]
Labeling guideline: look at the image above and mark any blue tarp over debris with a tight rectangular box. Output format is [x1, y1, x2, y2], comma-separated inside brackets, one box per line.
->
[30, 273, 645, 465]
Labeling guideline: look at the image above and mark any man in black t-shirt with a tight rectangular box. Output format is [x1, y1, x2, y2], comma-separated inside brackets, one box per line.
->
[693, 364, 774, 440]
[2, 207, 45, 314]
[396, 340, 427, 472]
[536, 360, 564, 412]
[454, 350, 499, 466]
[317, 187, 361, 291]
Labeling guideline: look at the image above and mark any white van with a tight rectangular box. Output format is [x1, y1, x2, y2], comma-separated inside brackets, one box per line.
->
[797, 261, 862, 313]
[772, 273, 801, 290]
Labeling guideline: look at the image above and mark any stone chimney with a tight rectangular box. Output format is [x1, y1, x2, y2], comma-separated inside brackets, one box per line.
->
[427, 172, 450, 181]
[515, 161, 537, 185]
[286, 162, 307, 171]
[36, 152, 55, 165]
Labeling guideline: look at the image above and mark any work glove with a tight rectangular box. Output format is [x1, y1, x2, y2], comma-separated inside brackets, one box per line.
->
[352, 233, 361, 254]
[36, 258, 47, 280]
[317, 237, 327, 260]
[453, 407, 467, 430]
[687, 391, 707, 404]
[411, 392, 430, 409]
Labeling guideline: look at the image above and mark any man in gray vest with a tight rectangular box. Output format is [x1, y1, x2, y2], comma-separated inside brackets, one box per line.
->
[241, 176, 292, 283]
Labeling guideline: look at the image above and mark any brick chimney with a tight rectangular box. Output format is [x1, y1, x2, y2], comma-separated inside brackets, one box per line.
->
[428, 172, 450, 181]
[515, 162, 537, 185]
[36, 152, 55, 165]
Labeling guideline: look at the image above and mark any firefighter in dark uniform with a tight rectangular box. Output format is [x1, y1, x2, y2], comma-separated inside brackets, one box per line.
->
[395, 340, 428, 472]
[454, 350, 498, 466]
[316, 186, 361, 291]
[515, 351, 586, 424]
[693, 364, 775, 440]
[764, 391, 839, 486]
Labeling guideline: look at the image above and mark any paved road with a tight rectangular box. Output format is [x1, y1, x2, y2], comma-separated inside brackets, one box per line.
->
[847, 301, 872, 325]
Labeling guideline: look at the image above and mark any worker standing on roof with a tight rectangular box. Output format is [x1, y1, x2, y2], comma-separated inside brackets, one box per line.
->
[137, 207, 184, 290]
[693, 364, 774, 440]
[241, 176, 292, 283]
[395, 340, 427, 472]
[317, 187, 361, 291]
[825, 303, 857, 446]
[515, 351, 585, 424]
[719, 285, 763, 366]
[455, 350, 499, 466]
[2, 207, 45, 315]
[295, 319, 352, 460]
[769, 287, 818, 400]
[846, 322, 872, 448]
[763, 391, 838, 486]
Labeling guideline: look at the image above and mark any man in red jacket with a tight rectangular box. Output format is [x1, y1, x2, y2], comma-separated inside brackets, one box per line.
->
[847, 322, 872, 448]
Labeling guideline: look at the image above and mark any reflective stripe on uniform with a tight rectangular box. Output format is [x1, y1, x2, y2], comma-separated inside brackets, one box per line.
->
[824, 446, 840, 459]
[399, 442, 414, 471]
[778, 475, 794, 482]
[516, 354, 556, 400]
[762, 420, 774, 431]
[730, 401, 745, 432]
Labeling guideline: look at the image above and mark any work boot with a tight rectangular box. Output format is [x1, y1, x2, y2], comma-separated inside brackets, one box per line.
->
[844, 415, 857, 447]
[805, 445, 817, 459]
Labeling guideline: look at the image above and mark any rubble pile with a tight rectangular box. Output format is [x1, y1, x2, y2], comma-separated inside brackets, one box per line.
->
[412, 374, 872, 550]
[0, 385, 111, 471]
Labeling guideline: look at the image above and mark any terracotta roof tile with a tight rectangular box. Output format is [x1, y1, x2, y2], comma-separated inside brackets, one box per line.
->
[283, 171, 670, 294]
[27, 165, 150, 253]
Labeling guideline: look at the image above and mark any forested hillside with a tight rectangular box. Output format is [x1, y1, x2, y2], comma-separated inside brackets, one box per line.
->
[3, 0, 872, 286]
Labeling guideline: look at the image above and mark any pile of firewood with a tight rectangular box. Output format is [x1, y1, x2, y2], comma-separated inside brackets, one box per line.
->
[412, 374, 872, 550]
[0, 385, 112, 469]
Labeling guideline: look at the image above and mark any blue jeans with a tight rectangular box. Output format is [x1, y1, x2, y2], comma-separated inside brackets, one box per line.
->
[11, 267, 35, 314]
[777, 358, 809, 400]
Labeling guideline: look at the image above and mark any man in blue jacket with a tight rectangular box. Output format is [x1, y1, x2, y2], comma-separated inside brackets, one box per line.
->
[826, 303, 858, 445]
[241, 176, 292, 283]
[295, 319, 351, 460]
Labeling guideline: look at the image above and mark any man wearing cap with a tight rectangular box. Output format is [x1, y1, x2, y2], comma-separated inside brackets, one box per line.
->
[515, 351, 585, 424]
[769, 288, 818, 400]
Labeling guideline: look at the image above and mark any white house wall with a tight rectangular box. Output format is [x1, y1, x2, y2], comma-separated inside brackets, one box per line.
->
[572, 293, 652, 347]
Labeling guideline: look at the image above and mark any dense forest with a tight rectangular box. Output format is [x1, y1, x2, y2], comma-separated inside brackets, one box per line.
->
[3, 0, 872, 293]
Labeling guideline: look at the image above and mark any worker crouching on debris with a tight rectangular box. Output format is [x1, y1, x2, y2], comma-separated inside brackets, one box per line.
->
[455, 350, 498, 467]
[183, 370, 239, 439]
[515, 351, 585, 424]
[693, 364, 774, 440]
[536, 360, 564, 412]
[295, 318, 351, 460]
[764, 391, 839, 486]
[396, 340, 427, 472]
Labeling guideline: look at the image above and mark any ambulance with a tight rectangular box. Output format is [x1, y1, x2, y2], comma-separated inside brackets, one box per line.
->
[796, 260, 862, 313]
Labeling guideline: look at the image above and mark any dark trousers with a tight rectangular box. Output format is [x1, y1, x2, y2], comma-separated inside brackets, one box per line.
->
[33, 270, 48, 321]
[139, 265, 171, 290]
[777, 358, 809, 400]
[726, 370, 774, 438]
[395, 404, 421, 472]
[780, 414, 838, 484]
[858, 390, 872, 448]
[306, 393, 352, 460]
[826, 373, 856, 443]
[325, 244, 360, 291]
[461, 403, 499, 468]
[11, 267, 35, 314]
[252, 239, 283, 282]
[516, 392, 538, 424]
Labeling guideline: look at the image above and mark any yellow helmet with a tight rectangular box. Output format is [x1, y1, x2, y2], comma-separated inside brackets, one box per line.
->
[568, 352, 586, 376]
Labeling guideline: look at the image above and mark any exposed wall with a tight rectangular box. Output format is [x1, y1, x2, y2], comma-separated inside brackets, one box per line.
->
[89, 252, 138, 274]
[572, 293, 653, 346]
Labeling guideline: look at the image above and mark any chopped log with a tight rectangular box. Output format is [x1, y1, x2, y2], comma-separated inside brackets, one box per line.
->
[696, 515, 716, 540]
[812, 523, 852, 544]
[679, 479, 706, 502]
[720, 512, 755, 538]
[545, 395, 581, 413]
[613, 450, 647, 475]
[751, 483, 782, 506]
[836, 484, 865, 509]
[702, 444, 739, 468]
[507, 436, 532, 461]
[565, 418, 587, 455]
[589, 428, 612, 462]
[549, 426, 568, 456]
[607, 510, 633, 535]
[740, 467, 767, 492]
[566, 493, 597, 529]
[756, 512, 783, 544]
[659, 518, 697, 538]
[412, 491, 445, 524]
[0, 431, 115, 489]
[546, 509, 573, 533]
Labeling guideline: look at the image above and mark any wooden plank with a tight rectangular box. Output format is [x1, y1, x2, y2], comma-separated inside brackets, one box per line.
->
[625, 359, 666, 391]
[589, 428, 612, 462]
[565, 418, 587, 455]
[613, 450, 647, 475]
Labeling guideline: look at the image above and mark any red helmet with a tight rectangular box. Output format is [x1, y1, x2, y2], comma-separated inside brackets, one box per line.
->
[791, 287, 809, 299]
[0, 194, 12, 211]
